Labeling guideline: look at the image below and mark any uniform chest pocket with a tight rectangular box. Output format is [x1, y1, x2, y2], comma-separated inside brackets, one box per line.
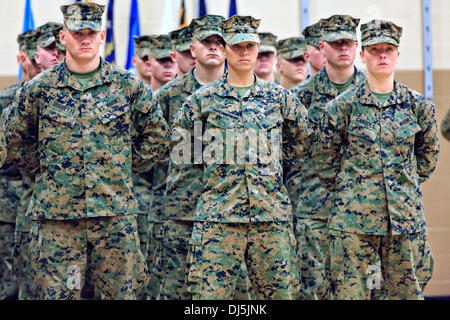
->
[348, 123, 378, 143]
[395, 120, 421, 142]
[95, 103, 130, 137]
[41, 103, 78, 154]
[205, 111, 238, 130]
[257, 108, 283, 130]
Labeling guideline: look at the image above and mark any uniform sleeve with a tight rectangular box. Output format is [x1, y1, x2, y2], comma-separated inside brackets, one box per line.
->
[311, 98, 347, 191]
[441, 108, 450, 141]
[0, 127, 6, 166]
[170, 94, 201, 165]
[282, 91, 312, 167]
[132, 82, 170, 173]
[3, 85, 39, 174]
[415, 100, 440, 181]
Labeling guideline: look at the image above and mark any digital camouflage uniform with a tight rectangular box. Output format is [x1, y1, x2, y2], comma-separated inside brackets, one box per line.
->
[0, 30, 35, 300]
[11, 22, 64, 301]
[312, 20, 440, 300]
[302, 22, 322, 48]
[156, 15, 228, 300]
[285, 15, 364, 300]
[169, 25, 194, 53]
[175, 15, 311, 300]
[441, 108, 450, 141]
[4, 3, 170, 300]
[276, 36, 307, 61]
[131, 34, 154, 300]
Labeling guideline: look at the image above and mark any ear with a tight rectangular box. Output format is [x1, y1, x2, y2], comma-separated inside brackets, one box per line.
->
[170, 51, 176, 61]
[34, 52, 41, 65]
[132, 56, 137, 67]
[190, 43, 197, 59]
[359, 50, 366, 64]
[99, 30, 106, 45]
[276, 60, 281, 73]
[60, 29, 66, 46]
[303, 52, 310, 62]
[318, 41, 325, 54]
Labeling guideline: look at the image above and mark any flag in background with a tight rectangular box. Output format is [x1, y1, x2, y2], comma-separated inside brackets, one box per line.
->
[180, 0, 187, 28]
[19, 0, 35, 81]
[229, 0, 237, 17]
[198, 0, 207, 17]
[125, 0, 140, 72]
[160, 0, 181, 34]
[104, 0, 115, 63]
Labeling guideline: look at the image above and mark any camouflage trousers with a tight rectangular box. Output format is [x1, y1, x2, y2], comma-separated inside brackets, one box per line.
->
[136, 214, 149, 300]
[157, 220, 254, 300]
[294, 218, 331, 300]
[30, 215, 147, 300]
[12, 231, 35, 300]
[187, 221, 299, 300]
[146, 221, 162, 300]
[0, 221, 17, 299]
[329, 230, 433, 300]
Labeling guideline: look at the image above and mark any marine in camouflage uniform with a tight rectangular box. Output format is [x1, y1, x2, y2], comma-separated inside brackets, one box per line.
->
[11, 23, 63, 300]
[302, 22, 326, 77]
[255, 32, 278, 83]
[287, 15, 365, 300]
[169, 26, 196, 77]
[133, 35, 152, 85]
[441, 108, 450, 141]
[176, 16, 311, 300]
[275, 37, 308, 90]
[3, 2, 170, 300]
[148, 35, 177, 92]
[0, 30, 40, 300]
[155, 15, 226, 300]
[312, 20, 439, 300]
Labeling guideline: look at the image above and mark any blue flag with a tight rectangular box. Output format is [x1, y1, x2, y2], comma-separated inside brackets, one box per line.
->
[104, 0, 115, 64]
[228, 0, 237, 17]
[198, 0, 207, 17]
[125, 0, 141, 71]
[19, 0, 35, 80]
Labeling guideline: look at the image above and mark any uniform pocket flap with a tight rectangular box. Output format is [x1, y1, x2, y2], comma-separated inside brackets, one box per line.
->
[95, 99, 129, 124]
[395, 120, 421, 142]
[348, 124, 377, 142]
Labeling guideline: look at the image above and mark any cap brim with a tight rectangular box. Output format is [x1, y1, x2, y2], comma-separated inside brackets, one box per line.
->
[279, 49, 306, 60]
[259, 45, 276, 53]
[38, 36, 56, 48]
[225, 33, 260, 45]
[324, 31, 357, 42]
[174, 43, 192, 52]
[151, 49, 172, 59]
[195, 30, 223, 41]
[362, 36, 399, 47]
[65, 21, 101, 32]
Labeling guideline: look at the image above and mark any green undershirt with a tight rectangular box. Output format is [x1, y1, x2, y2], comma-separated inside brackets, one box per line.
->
[372, 91, 393, 105]
[231, 85, 252, 99]
[331, 72, 355, 93]
[66, 62, 101, 89]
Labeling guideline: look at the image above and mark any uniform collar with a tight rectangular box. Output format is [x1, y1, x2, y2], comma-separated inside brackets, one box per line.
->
[183, 67, 202, 94]
[316, 66, 365, 97]
[358, 80, 409, 108]
[55, 57, 112, 91]
[216, 72, 265, 100]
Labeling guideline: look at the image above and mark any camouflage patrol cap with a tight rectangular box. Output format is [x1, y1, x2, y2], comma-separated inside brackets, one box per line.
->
[22, 30, 38, 61]
[361, 19, 403, 47]
[258, 32, 277, 53]
[17, 31, 30, 51]
[36, 22, 62, 48]
[190, 15, 225, 42]
[220, 15, 261, 45]
[302, 22, 322, 47]
[52, 24, 65, 51]
[149, 35, 173, 59]
[276, 37, 307, 59]
[60, 2, 105, 32]
[320, 15, 360, 42]
[169, 26, 193, 52]
[134, 35, 153, 59]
